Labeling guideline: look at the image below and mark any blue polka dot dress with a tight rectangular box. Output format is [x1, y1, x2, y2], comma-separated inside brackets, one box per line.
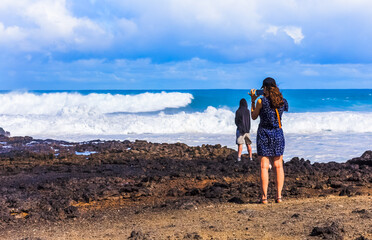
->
[257, 97, 289, 157]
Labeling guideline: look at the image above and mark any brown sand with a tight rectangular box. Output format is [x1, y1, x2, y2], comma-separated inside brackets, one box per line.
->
[2, 195, 371, 240]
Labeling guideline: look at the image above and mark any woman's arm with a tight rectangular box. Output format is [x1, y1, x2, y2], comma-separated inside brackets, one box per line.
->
[249, 89, 262, 120]
[251, 98, 262, 120]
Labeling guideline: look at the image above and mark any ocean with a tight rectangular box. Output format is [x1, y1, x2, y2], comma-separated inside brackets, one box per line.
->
[0, 89, 371, 163]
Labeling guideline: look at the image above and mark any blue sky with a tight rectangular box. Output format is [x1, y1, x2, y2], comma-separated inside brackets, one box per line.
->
[1, 0, 372, 90]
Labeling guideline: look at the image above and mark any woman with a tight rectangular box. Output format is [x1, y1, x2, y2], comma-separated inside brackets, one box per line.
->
[249, 77, 288, 204]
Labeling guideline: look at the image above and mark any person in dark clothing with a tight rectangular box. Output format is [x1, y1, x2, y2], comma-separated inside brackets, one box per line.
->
[235, 98, 252, 161]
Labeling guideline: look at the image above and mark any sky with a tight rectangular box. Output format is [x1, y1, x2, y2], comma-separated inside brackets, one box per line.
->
[1, 0, 372, 90]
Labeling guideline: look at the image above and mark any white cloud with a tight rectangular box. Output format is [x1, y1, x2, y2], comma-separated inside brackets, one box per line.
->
[265, 25, 304, 44]
[0, 0, 108, 51]
[266, 25, 279, 35]
[0, 23, 25, 43]
[283, 26, 304, 44]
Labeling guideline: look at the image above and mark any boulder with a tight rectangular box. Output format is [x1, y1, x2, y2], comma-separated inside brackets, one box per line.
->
[347, 151, 372, 166]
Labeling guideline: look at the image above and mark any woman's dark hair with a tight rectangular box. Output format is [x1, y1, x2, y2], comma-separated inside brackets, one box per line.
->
[262, 77, 284, 109]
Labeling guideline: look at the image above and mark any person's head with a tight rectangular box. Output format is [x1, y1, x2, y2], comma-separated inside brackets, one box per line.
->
[239, 98, 248, 108]
[261, 77, 284, 108]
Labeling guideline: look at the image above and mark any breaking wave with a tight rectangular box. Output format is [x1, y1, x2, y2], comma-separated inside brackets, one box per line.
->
[0, 91, 194, 115]
[0, 106, 371, 138]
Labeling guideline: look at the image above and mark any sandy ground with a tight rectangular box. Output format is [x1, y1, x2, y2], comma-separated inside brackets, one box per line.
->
[2, 195, 371, 240]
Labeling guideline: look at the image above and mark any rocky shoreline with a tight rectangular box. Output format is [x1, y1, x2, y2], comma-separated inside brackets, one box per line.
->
[0, 136, 371, 239]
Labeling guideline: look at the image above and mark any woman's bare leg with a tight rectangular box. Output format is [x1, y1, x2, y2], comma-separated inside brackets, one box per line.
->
[260, 156, 270, 201]
[272, 155, 284, 200]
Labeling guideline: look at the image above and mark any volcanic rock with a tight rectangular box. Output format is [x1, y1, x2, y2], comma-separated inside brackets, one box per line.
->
[347, 151, 372, 166]
[339, 186, 357, 197]
[0, 137, 371, 225]
[228, 196, 245, 204]
[183, 232, 203, 240]
[310, 221, 345, 239]
[128, 230, 149, 240]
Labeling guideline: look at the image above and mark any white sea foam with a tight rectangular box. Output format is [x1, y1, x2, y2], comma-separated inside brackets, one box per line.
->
[282, 112, 372, 133]
[1, 106, 371, 138]
[0, 92, 193, 115]
[0, 106, 234, 136]
[75, 151, 97, 156]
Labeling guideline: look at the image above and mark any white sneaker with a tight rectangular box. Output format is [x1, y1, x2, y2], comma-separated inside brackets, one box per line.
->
[237, 157, 241, 162]
[269, 163, 272, 169]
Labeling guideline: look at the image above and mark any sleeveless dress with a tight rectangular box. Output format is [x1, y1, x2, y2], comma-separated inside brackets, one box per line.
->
[257, 97, 289, 156]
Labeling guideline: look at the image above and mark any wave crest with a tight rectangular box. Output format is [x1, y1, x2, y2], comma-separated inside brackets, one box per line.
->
[0, 92, 194, 115]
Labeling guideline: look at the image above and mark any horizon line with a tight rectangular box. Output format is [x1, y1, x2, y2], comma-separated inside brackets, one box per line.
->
[0, 88, 372, 91]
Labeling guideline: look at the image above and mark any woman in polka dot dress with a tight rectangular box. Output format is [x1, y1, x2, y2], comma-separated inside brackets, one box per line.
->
[250, 77, 288, 204]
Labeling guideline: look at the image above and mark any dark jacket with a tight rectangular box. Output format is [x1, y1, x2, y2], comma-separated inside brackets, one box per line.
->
[235, 98, 251, 134]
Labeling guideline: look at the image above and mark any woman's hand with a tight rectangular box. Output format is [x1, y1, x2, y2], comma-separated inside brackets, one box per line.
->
[250, 92, 262, 120]
[249, 89, 258, 102]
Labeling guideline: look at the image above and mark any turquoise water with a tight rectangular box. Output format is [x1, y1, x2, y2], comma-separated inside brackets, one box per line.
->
[184, 89, 372, 113]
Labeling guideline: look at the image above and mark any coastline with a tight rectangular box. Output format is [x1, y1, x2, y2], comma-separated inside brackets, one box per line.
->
[0, 136, 371, 239]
